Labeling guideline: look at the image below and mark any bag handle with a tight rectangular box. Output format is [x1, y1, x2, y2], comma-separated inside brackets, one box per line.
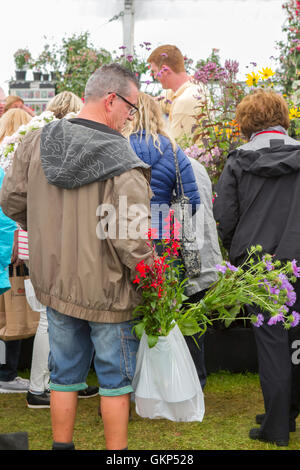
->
[9, 263, 26, 277]
[18, 263, 26, 277]
[9, 265, 17, 277]
[173, 149, 185, 197]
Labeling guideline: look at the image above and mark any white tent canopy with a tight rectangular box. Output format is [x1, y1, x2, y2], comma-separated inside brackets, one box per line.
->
[0, 0, 285, 94]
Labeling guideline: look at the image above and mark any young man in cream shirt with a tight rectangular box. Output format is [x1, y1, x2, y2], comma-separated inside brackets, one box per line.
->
[148, 44, 205, 143]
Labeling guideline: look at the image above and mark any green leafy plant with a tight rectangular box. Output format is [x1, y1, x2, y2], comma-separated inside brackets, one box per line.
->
[30, 43, 56, 73]
[112, 42, 152, 81]
[54, 32, 112, 98]
[275, 0, 300, 96]
[31, 35, 154, 98]
[181, 50, 245, 185]
[185, 246, 300, 335]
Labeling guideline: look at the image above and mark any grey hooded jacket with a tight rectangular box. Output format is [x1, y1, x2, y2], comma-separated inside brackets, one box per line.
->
[41, 118, 149, 188]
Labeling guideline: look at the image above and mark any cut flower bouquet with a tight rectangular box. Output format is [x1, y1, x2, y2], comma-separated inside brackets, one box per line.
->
[133, 209, 300, 423]
[132, 227, 300, 348]
[132, 222, 205, 422]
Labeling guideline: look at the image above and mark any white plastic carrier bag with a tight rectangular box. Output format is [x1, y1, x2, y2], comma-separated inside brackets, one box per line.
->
[132, 324, 205, 422]
[24, 279, 46, 313]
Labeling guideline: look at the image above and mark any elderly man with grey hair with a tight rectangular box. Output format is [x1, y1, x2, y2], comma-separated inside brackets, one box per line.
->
[0, 64, 153, 450]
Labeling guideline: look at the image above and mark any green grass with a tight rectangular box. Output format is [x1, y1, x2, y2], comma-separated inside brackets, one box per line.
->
[0, 370, 299, 450]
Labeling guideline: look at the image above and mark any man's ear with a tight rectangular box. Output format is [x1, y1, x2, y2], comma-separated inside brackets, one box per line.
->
[161, 64, 171, 74]
[104, 95, 114, 113]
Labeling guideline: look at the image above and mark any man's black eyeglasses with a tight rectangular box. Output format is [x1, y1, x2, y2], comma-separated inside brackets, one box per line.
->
[108, 92, 138, 116]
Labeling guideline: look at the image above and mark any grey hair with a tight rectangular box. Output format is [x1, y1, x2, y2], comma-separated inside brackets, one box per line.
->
[84, 63, 140, 102]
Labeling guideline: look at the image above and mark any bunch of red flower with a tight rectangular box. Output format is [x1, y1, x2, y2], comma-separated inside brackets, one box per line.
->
[133, 225, 181, 298]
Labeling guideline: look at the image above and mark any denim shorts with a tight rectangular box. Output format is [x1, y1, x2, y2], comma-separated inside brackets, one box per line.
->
[46, 307, 139, 396]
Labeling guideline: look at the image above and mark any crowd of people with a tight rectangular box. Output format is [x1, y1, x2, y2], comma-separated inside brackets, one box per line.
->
[0, 43, 299, 450]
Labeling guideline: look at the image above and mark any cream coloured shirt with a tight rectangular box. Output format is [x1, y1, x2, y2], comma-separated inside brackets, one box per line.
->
[159, 81, 206, 142]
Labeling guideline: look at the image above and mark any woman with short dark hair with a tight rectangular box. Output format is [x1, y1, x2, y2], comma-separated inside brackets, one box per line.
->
[213, 88, 300, 447]
[235, 88, 290, 139]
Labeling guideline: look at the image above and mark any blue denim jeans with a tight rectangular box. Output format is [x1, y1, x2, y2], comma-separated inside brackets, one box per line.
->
[46, 307, 139, 396]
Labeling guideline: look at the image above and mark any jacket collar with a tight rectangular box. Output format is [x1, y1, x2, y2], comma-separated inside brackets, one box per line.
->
[250, 125, 288, 141]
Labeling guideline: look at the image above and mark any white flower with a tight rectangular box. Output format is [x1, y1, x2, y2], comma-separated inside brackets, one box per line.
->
[64, 112, 78, 120]
[2, 134, 18, 145]
[17, 124, 29, 134]
[0, 109, 78, 173]
[39, 111, 55, 120]
[0, 113, 56, 172]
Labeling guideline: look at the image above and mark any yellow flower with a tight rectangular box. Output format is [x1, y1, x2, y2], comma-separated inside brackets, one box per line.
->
[246, 72, 260, 87]
[214, 125, 223, 137]
[289, 107, 300, 120]
[225, 128, 232, 138]
[258, 67, 275, 80]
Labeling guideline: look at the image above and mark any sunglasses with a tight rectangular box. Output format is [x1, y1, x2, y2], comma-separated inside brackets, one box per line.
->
[108, 92, 138, 116]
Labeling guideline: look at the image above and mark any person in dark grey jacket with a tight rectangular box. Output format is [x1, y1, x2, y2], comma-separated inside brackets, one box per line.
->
[213, 88, 300, 447]
[184, 157, 222, 389]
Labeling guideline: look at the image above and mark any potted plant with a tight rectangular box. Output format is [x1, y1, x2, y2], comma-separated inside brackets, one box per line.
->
[13, 48, 32, 80]
[31, 44, 55, 82]
[38, 45, 54, 81]
[38, 42, 61, 82]
[42, 70, 50, 81]
[50, 70, 61, 82]
[32, 68, 42, 81]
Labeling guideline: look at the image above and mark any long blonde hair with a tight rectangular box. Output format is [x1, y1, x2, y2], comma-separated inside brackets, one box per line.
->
[124, 91, 176, 153]
[0, 108, 31, 143]
[46, 91, 83, 119]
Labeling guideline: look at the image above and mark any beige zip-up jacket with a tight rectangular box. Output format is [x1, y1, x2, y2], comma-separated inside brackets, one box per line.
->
[0, 123, 153, 323]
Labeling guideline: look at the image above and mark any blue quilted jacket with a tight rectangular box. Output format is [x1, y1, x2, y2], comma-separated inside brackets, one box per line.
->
[0, 167, 16, 294]
[129, 131, 200, 237]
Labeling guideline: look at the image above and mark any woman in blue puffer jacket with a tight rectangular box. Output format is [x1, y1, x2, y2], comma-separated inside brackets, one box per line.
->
[124, 92, 200, 239]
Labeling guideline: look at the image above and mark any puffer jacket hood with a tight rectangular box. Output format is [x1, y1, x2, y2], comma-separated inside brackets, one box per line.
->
[40, 118, 149, 189]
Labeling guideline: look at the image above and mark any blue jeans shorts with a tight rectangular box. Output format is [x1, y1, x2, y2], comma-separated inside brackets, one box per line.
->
[46, 307, 139, 396]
